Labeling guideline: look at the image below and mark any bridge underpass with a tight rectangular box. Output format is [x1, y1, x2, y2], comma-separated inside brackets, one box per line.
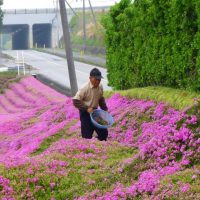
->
[2, 24, 29, 50]
[33, 23, 52, 48]
[1, 23, 52, 50]
[1, 7, 107, 50]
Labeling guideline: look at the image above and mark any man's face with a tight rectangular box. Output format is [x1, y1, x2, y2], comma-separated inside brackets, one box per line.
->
[90, 76, 101, 88]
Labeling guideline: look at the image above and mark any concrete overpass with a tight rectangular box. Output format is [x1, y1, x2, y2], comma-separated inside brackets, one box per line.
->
[1, 6, 109, 50]
[1, 8, 71, 50]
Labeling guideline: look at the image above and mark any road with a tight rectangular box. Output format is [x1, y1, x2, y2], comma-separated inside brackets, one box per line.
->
[2, 50, 112, 92]
[41, 48, 106, 68]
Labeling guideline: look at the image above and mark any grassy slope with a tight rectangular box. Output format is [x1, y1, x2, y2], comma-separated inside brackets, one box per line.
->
[105, 87, 200, 199]
[0, 76, 199, 199]
[69, 10, 106, 47]
[0, 71, 20, 93]
[105, 86, 200, 110]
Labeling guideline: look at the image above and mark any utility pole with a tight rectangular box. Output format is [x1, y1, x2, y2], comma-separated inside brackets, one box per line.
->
[59, 0, 78, 96]
[82, 0, 86, 52]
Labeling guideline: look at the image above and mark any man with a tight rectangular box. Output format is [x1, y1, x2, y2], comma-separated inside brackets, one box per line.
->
[73, 68, 108, 141]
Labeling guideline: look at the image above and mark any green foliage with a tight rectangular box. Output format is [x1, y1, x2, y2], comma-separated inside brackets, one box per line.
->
[0, 0, 3, 30]
[0, 141, 136, 199]
[68, 11, 106, 47]
[69, 14, 79, 32]
[102, 0, 200, 91]
[155, 165, 200, 199]
[105, 86, 200, 110]
[0, 71, 20, 94]
[31, 121, 77, 156]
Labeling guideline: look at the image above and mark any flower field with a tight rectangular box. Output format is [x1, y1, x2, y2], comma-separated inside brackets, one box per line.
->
[0, 76, 199, 199]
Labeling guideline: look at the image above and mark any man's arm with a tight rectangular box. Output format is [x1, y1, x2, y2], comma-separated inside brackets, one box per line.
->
[99, 96, 108, 111]
[73, 85, 89, 111]
[72, 99, 88, 111]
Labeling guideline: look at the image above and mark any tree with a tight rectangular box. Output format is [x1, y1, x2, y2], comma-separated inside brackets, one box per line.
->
[0, 0, 3, 31]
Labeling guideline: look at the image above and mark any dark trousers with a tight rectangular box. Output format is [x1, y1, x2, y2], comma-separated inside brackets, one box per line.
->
[79, 110, 108, 141]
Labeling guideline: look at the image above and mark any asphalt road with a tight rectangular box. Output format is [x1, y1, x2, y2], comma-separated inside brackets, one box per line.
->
[41, 48, 106, 68]
[2, 50, 112, 92]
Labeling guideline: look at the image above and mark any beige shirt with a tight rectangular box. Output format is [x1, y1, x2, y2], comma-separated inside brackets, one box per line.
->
[73, 81, 103, 108]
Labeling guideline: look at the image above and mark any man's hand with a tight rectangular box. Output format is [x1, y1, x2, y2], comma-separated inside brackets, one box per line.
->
[87, 107, 93, 113]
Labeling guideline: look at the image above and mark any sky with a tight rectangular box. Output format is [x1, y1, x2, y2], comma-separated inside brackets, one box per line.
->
[2, 0, 120, 10]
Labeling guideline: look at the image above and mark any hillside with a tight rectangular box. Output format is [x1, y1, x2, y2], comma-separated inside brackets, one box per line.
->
[68, 10, 106, 48]
[0, 76, 199, 199]
[0, 71, 20, 94]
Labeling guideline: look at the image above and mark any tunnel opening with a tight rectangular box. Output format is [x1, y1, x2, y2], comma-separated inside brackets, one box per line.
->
[2, 24, 29, 50]
[33, 23, 52, 48]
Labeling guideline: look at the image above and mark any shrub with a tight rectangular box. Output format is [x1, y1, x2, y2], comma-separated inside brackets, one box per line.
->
[102, 0, 200, 91]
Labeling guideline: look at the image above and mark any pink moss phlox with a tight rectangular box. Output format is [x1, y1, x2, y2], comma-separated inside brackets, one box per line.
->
[0, 78, 199, 199]
[0, 175, 14, 199]
[0, 76, 77, 166]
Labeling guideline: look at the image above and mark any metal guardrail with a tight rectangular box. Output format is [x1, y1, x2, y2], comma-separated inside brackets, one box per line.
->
[3, 8, 58, 14]
[3, 6, 110, 15]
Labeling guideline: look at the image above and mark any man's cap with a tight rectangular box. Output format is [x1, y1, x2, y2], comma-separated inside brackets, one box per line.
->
[90, 68, 103, 79]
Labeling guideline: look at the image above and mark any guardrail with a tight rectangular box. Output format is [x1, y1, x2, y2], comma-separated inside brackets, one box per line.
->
[3, 6, 110, 15]
[3, 8, 58, 14]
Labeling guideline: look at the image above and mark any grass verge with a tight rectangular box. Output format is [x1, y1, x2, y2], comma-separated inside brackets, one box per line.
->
[105, 86, 200, 110]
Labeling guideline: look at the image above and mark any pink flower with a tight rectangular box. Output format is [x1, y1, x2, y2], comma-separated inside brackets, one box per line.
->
[180, 183, 190, 193]
[88, 180, 96, 185]
[50, 182, 56, 189]
[192, 175, 197, 179]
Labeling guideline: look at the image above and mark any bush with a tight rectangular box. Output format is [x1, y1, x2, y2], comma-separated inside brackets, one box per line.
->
[102, 0, 200, 91]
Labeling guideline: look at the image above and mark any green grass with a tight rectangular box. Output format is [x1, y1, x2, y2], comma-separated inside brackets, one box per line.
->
[105, 86, 200, 110]
[154, 165, 200, 199]
[0, 71, 17, 78]
[31, 120, 77, 156]
[0, 141, 137, 199]
[71, 36, 104, 47]
[0, 71, 20, 93]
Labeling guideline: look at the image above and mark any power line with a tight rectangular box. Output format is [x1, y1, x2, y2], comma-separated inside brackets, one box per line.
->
[65, 0, 78, 16]
[88, 0, 97, 28]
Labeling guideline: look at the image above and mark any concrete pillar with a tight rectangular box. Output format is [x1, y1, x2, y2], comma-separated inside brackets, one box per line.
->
[51, 22, 55, 48]
[29, 24, 33, 49]
[51, 12, 62, 49]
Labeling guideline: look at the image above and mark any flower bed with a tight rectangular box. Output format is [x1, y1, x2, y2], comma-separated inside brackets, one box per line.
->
[0, 76, 199, 199]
